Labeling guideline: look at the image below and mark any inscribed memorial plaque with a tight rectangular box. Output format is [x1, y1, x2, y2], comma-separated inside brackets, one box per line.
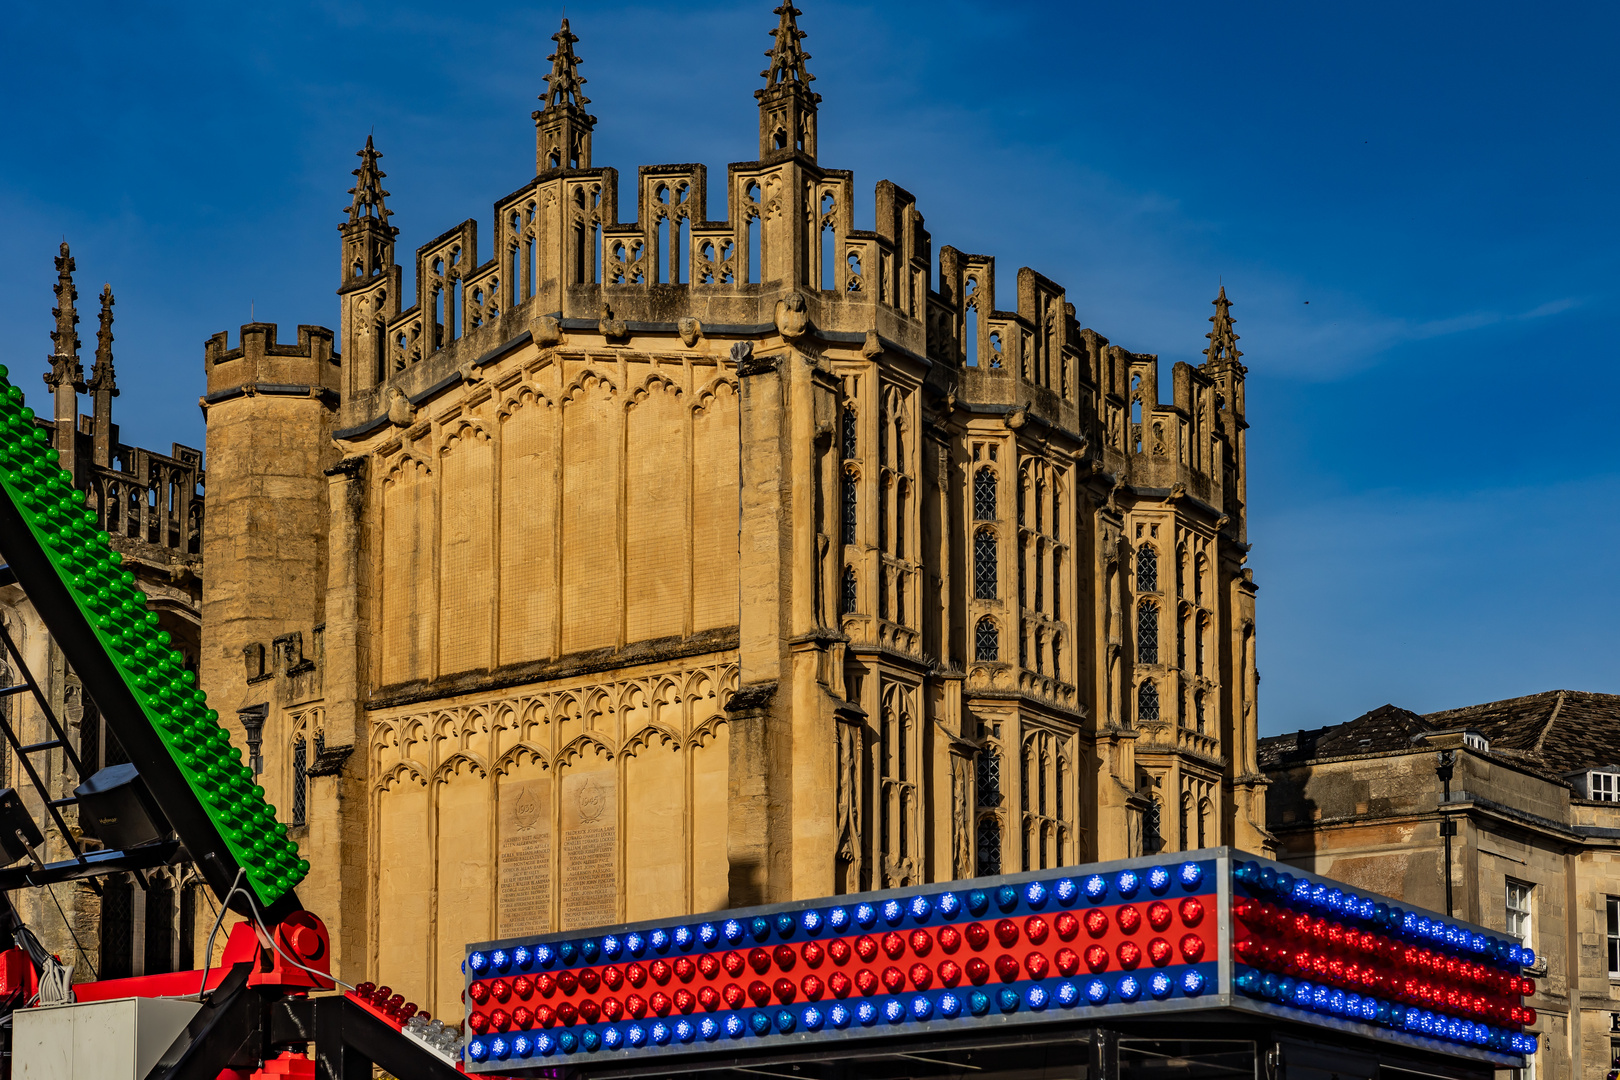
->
[497, 777, 552, 936]
[560, 770, 617, 929]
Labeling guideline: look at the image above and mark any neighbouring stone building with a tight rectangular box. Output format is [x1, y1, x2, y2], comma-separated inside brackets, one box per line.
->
[1261, 691, 1620, 1080]
[0, 244, 208, 982]
[181, 4, 1268, 1020]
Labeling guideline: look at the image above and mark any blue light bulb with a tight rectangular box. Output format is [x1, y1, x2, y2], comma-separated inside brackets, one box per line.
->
[1056, 980, 1081, 1007]
[514, 945, 533, 970]
[996, 885, 1019, 911]
[939, 992, 962, 1017]
[1115, 870, 1140, 897]
[560, 1032, 578, 1054]
[750, 917, 771, 941]
[579, 940, 598, 963]
[538, 1033, 557, 1055]
[775, 913, 797, 937]
[938, 892, 962, 917]
[997, 988, 1021, 1013]
[723, 920, 744, 944]
[911, 995, 933, 1020]
[776, 1009, 797, 1034]
[627, 1024, 647, 1047]
[700, 1017, 719, 1041]
[491, 949, 511, 972]
[468, 1039, 489, 1062]
[697, 924, 718, 947]
[512, 1035, 532, 1057]
[828, 907, 850, 931]
[882, 899, 904, 925]
[1025, 881, 1049, 909]
[1026, 985, 1050, 1010]
[673, 926, 694, 950]
[1520, 947, 1536, 967]
[490, 1036, 510, 1060]
[1182, 970, 1206, 996]
[750, 1012, 772, 1036]
[675, 1019, 694, 1043]
[857, 1001, 878, 1025]
[581, 1030, 601, 1052]
[1146, 867, 1171, 894]
[1293, 982, 1314, 1008]
[651, 1021, 670, 1045]
[855, 904, 877, 928]
[802, 1006, 824, 1031]
[468, 951, 490, 973]
[884, 998, 906, 1023]
[802, 909, 824, 934]
[1116, 976, 1140, 1003]
[624, 934, 645, 957]
[1083, 875, 1109, 902]
[829, 1003, 852, 1029]
[603, 1027, 623, 1049]
[1055, 878, 1079, 905]
[1149, 972, 1173, 999]
[1085, 979, 1110, 1004]
[649, 929, 670, 952]
[967, 890, 990, 915]
[558, 943, 577, 964]
[725, 1015, 746, 1039]
[909, 895, 932, 921]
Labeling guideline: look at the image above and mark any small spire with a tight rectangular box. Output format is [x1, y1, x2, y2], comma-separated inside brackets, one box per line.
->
[90, 284, 118, 396]
[45, 241, 85, 391]
[346, 135, 394, 228]
[758, 3, 817, 95]
[1204, 285, 1243, 370]
[541, 18, 590, 113]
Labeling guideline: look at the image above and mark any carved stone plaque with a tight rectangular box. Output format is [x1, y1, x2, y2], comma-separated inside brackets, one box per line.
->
[560, 770, 617, 929]
[497, 777, 552, 937]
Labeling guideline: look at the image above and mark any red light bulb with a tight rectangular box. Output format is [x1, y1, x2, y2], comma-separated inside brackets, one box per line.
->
[491, 979, 512, 1002]
[938, 959, 962, 987]
[828, 972, 852, 998]
[649, 992, 672, 1017]
[1116, 941, 1142, 970]
[774, 944, 797, 971]
[802, 942, 825, 968]
[910, 963, 934, 990]
[966, 922, 991, 950]
[1179, 898, 1204, 927]
[801, 974, 825, 1000]
[697, 987, 720, 1012]
[882, 966, 906, 993]
[535, 1004, 556, 1028]
[723, 984, 745, 1008]
[648, 961, 671, 986]
[855, 935, 879, 963]
[882, 932, 906, 960]
[1055, 912, 1079, 941]
[994, 955, 1021, 982]
[469, 982, 491, 1005]
[556, 1002, 578, 1026]
[1025, 952, 1050, 979]
[600, 968, 622, 991]
[468, 1012, 490, 1034]
[578, 969, 601, 993]
[698, 954, 720, 980]
[1024, 916, 1049, 945]
[939, 926, 963, 952]
[602, 998, 624, 1021]
[855, 969, 879, 995]
[578, 999, 601, 1023]
[995, 919, 1021, 948]
[1055, 948, 1080, 976]
[558, 972, 578, 995]
[625, 995, 647, 1019]
[966, 957, 991, 985]
[722, 951, 745, 977]
[625, 964, 646, 988]
[1147, 902, 1173, 932]
[513, 1006, 534, 1029]
[513, 975, 535, 999]
[1084, 944, 1110, 973]
[828, 939, 852, 965]
[1116, 905, 1142, 935]
[670, 989, 693, 1015]
[749, 948, 772, 974]
[1148, 938, 1173, 967]
[1179, 934, 1205, 963]
[1085, 910, 1110, 938]
[909, 929, 933, 957]
[748, 981, 772, 1006]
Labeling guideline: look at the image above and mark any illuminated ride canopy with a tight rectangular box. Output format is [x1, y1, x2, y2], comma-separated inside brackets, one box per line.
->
[463, 850, 1536, 1074]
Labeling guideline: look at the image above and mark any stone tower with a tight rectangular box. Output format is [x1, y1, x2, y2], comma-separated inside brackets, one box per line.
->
[198, 6, 1268, 1016]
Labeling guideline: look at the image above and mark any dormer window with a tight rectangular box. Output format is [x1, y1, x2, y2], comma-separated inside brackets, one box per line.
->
[1590, 771, 1619, 802]
[1463, 731, 1488, 753]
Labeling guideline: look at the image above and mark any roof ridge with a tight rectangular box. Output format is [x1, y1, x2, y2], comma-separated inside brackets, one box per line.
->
[1423, 688, 1566, 720]
[1530, 689, 1567, 757]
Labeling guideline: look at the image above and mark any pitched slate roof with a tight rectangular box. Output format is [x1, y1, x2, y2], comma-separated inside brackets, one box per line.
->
[1258, 690, 1620, 780]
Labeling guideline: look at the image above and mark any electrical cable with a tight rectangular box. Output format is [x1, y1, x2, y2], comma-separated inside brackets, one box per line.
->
[42, 883, 96, 980]
[196, 868, 357, 997]
[195, 867, 243, 997]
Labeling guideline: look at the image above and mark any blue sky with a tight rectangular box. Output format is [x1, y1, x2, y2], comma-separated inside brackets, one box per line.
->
[1, 2, 1615, 734]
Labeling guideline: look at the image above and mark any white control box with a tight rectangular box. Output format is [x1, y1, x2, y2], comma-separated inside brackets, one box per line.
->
[13, 996, 200, 1080]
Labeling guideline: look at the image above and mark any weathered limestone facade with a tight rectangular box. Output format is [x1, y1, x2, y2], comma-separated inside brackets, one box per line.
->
[199, 7, 1269, 1020]
[1262, 693, 1620, 1080]
[0, 243, 207, 982]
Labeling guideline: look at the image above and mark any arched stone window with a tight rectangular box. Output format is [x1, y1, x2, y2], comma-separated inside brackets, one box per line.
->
[1136, 542, 1158, 592]
[841, 565, 858, 615]
[974, 529, 998, 600]
[974, 617, 999, 662]
[1137, 599, 1159, 664]
[1137, 679, 1161, 723]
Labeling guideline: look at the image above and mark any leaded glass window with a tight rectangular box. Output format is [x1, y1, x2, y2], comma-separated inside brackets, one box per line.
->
[976, 744, 1001, 807]
[974, 617, 999, 662]
[841, 405, 858, 459]
[974, 530, 997, 600]
[973, 466, 996, 520]
[1137, 679, 1160, 722]
[1136, 543, 1158, 592]
[841, 565, 858, 615]
[1194, 690, 1205, 734]
[1137, 599, 1159, 664]
[841, 475, 857, 545]
[976, 816, 1001, 876]
[292, 737, 308, 826]
[1144, 796, 1164, 853]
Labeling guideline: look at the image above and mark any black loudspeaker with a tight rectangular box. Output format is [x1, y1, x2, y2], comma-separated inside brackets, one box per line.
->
[74, 763, 172, 850]
[0, 789, 44, 866]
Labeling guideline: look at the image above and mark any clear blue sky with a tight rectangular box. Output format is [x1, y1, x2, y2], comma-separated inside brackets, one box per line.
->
[2, 2, 1615, 735]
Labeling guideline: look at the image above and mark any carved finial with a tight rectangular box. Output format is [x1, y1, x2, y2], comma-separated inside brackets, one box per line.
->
[759, 4, 817, 95]
[346, 135, 394, 229]
[89, 284, 118, 396]
[532, 17, 597, 171]
[542, 18, 590, 112]
[1203, 285, 1243, 370]
[45, 242, 85, 391]
[755, 4, 820, 158]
